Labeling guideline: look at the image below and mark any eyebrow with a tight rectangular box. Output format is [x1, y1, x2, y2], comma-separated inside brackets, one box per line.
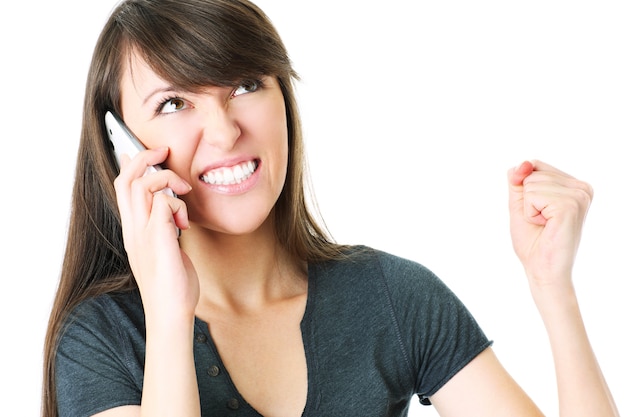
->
[126, 56, 180, 106]
[142, 86, 179, 106]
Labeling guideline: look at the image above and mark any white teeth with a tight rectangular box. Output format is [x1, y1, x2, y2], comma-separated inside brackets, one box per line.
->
[233, 165, 243, 183]
[201, 160, 258, 185]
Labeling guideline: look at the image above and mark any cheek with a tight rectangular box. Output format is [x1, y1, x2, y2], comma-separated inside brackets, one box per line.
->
[258, 99, 289, 156]
[168, 129, 199, 180]
[264, 106, 289, 180]
[269, 110, 289, 151]
[139, 123, 199, 181]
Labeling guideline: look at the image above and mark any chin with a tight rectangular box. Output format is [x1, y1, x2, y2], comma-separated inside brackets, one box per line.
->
[199, 210, 275, 237]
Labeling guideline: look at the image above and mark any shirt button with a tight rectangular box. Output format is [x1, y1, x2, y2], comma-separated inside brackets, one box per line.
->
[207, 365, 220, 377]
[195, 334, 207, 343]
[227, 398, 240, 410]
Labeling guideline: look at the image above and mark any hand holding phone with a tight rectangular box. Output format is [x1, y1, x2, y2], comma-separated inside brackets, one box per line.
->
[105, 111, 180, 237]
[105, 111, 175, 198]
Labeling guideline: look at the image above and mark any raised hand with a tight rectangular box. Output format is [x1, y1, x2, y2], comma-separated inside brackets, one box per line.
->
[507, 160, 593, 289]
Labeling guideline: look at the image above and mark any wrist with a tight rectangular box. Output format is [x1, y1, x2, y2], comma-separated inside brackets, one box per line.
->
[525, 267, 575, 297]
[144, 308, 195, 339]
[527, 276, 580, 323]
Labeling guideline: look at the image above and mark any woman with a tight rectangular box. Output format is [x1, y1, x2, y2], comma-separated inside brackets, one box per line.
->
[42, 0, 620, 416]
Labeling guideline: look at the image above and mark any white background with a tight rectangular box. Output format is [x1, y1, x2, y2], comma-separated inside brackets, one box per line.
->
[1, 1, 624, 416]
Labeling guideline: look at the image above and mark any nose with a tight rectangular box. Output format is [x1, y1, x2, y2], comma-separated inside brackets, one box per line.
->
[200, 104, 241, 151]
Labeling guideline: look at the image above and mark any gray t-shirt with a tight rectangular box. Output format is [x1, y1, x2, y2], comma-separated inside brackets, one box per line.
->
[56, 246, 492, 416]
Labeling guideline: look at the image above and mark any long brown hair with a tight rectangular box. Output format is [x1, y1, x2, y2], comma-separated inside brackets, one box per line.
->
[41, 1, 344, 415]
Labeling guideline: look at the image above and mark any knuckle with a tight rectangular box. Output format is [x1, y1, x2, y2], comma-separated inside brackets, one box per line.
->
[113, 174, 126, 193]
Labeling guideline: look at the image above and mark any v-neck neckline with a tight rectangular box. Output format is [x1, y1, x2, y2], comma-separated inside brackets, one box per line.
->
[192, 263, 318, 417]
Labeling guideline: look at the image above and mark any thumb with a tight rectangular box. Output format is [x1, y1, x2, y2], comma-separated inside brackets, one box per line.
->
[508, 160, 534, 187]
[508, 160, 548, 227]
[508, 160, 533, 212]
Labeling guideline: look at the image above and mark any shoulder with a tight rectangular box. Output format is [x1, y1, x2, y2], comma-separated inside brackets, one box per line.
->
[58, 290, 145, 359]
[313, 245, 443, 290]
[62, 290, 144, 334]
[311, 245, 483, 338]
[309, 245, 456, 321]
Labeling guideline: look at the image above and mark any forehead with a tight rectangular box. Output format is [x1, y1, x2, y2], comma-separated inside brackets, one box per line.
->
[119, 46, 241, 100]
[119, 49, 180, 116]
[121, 50, 165, 93]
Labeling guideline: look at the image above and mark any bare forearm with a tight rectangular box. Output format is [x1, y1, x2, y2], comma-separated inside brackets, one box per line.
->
[531, 282, 620, 417]
[140, 314, 200, 417]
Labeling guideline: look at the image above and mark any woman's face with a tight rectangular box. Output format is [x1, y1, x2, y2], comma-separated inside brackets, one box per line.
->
[118, 52, 289, 235]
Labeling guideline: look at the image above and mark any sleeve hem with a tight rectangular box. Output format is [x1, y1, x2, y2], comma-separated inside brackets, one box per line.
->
[76, 400, 141, 417]
[417, 340, 494, 406]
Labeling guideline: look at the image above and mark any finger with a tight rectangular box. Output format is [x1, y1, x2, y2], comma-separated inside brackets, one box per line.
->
[508, 160, 551, 227]
[508, 159, 590, 217]
[522, 161, 581, 191]
[521, 188, 549, 226]
[127, 170, 192, 230]
[115, 171, 187, 227]
[508, 160, 534, 186]
[508, 161, 534, 222]
[114, 149, 192, 237]
[520, 173, 592, 229]
[520, 162, 593, 205]
[117, 147, 170, 182]
[526, 160, 576, 179]
[114, 147, 170, 214]
[151, 192, 190, 234]
[130, 169, 192, 197]
[525, 180, 592, 219]
[118, 153, 131, 170]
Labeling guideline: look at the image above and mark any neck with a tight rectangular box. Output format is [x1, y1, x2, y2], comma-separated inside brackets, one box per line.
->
[179, 219, 306, 314]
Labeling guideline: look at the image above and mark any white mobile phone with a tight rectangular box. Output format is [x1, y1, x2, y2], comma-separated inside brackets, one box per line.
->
[104, 111, 175, 198]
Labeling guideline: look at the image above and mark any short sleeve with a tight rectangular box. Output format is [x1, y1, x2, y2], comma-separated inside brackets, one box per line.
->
[378, 251, 493, 404]
[55, 295, 144, 417]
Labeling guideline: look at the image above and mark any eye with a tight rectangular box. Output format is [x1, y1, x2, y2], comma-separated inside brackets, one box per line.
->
[159, 97, 188, 114]
[232, 80, 260, 98]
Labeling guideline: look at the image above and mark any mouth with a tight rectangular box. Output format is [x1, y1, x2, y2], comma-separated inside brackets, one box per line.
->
[200, 159, 259, 185]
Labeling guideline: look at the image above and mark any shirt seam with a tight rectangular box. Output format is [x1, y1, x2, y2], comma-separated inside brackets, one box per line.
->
[373, 252, 417, 393]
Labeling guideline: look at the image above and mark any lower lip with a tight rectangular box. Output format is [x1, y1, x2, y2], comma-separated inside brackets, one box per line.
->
[201, 162, 261, 195]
